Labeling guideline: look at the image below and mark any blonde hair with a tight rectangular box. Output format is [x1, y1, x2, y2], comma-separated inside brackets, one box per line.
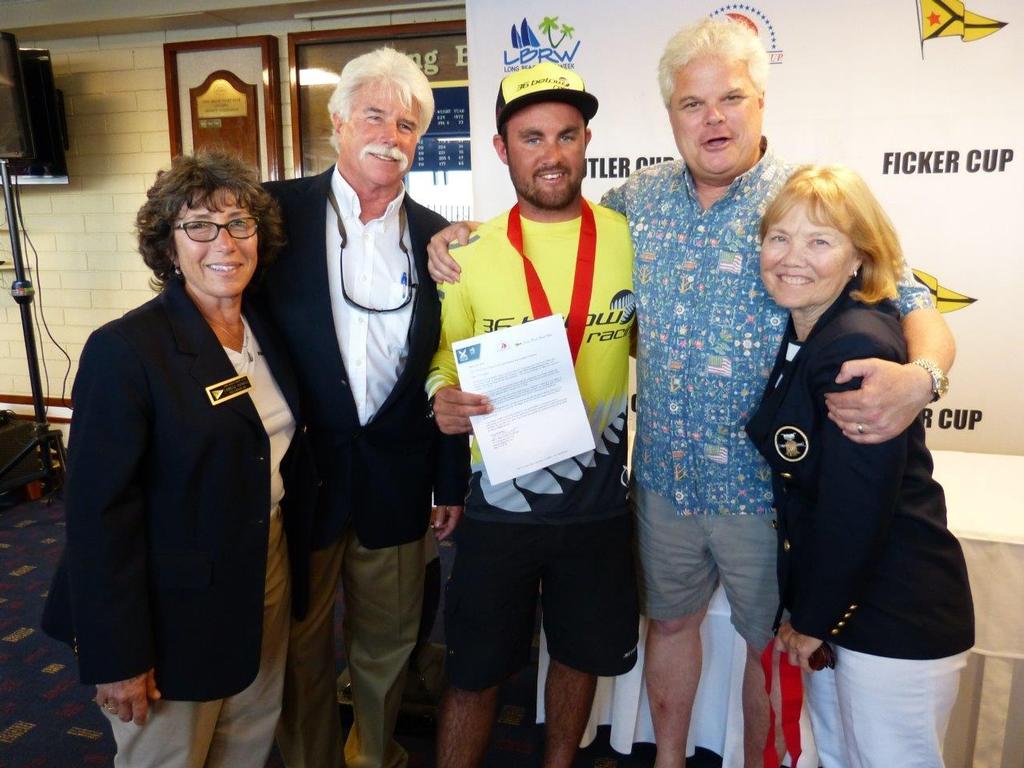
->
[658, 17, 769, 107]
[760, 165, 903, 304]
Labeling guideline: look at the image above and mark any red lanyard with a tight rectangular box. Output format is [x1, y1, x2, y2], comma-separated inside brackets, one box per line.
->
[506, 200, 597, 364]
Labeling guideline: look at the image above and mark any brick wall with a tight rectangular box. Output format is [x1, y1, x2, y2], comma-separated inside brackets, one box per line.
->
[0, 8, 463, 400]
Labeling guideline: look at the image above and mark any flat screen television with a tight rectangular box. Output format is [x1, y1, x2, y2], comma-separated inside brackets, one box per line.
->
[0, 36, 68, 185]
[0, 31, 35, 162]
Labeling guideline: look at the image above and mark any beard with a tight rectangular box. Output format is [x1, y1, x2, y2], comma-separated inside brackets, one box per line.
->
[508, 162, 584, 213]
[360, 143, 411, 173]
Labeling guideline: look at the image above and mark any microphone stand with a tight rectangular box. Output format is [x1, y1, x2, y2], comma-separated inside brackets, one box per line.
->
[0, 157, 67, 495]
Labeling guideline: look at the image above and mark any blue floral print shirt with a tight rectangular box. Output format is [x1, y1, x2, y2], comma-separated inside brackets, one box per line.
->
[602, 147, 934, 516]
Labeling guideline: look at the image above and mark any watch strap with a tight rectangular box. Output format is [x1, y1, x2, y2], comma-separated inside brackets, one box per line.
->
[910, 358, 948, 402]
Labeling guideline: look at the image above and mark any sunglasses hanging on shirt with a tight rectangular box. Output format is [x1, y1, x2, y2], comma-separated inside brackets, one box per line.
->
[328, 187, 415, 314]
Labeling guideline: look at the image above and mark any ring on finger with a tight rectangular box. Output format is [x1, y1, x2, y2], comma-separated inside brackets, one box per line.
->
[856, 423, 865, 434]
[105, 703, 119, 713]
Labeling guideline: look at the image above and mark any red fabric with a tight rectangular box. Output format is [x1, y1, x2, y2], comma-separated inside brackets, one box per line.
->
[779, 650, 805, 765]
[506, 200, 597, 364]
[762, 644, 805, 768]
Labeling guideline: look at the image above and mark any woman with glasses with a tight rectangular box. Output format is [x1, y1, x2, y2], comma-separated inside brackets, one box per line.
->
[745, 166, 973, 767]
[43, 150, 317, 767]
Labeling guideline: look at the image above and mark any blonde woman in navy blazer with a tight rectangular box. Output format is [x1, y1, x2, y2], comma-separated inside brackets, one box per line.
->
[745, 166, 973, 767]
[43, 151, 317, 768]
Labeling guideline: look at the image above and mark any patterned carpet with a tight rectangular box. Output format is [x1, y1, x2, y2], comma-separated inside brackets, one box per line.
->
[0, 496, 724, 767]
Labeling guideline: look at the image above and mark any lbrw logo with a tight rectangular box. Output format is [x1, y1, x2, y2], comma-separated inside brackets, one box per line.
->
[503, 16, 581, 70]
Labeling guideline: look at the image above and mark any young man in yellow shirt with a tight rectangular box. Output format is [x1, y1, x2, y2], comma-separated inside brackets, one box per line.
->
[427, 63, 639, 768]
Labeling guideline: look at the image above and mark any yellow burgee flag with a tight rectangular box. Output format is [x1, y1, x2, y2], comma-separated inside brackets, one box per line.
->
[920, 0, 1007, 42]
[912, 270, 977, 314]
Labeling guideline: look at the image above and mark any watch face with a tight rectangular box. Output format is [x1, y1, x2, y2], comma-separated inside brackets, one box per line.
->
[913, 359, 947, 400]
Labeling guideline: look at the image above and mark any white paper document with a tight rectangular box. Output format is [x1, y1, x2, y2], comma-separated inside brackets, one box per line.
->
[452, 314, 595, 485]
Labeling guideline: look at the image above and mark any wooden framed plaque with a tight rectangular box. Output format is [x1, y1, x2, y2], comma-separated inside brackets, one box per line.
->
[164, 36, 283, 181]
[190, 70, 260, 170]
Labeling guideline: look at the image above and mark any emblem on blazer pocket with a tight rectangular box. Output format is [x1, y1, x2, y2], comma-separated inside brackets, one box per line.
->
[773, 426, 809, 462]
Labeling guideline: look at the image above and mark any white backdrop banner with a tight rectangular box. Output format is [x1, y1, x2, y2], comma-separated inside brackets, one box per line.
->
[465, 0, 1021, 454]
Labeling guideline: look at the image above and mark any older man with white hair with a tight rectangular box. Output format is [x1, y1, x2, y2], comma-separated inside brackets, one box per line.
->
[604, 19, 953, 767]
[261, 47, 468, 768]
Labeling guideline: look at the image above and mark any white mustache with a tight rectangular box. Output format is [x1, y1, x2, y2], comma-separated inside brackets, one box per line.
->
[361, 143, 410, 171]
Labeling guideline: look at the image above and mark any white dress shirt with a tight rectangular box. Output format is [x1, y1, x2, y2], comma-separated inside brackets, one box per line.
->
[326, 168, 416, 425]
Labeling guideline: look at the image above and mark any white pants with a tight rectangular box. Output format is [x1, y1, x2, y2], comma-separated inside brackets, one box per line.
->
[805, 646, 967, 768]
[106, 515, 291, 768]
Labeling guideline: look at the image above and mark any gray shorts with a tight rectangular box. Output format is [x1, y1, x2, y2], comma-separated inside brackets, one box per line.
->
[632, 483, 778, 650]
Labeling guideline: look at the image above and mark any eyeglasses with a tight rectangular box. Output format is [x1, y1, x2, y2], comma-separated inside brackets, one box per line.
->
[175, 217, 259, 242]
[328, 188, 416, 314]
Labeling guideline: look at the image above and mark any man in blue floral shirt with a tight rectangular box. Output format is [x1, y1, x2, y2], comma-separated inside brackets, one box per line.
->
[600, 18, 952, 767]
[428, 17, 954, 767]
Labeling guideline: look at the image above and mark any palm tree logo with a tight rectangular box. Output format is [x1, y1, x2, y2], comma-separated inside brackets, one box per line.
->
[538, 16, 576, 48]
[507, 16, 581, 55]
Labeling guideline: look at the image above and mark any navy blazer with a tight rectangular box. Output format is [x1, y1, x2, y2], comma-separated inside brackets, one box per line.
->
[745, 283, 973, 660]
[261, 169, 468, 550]
[42, 279, 318, 700]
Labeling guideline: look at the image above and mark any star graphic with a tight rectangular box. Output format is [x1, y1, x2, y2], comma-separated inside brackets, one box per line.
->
[928, 11, 941, 26]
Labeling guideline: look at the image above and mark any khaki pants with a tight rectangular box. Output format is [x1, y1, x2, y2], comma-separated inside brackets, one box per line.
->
[106, 515, 290, 768]
[276, 527, 426, 768]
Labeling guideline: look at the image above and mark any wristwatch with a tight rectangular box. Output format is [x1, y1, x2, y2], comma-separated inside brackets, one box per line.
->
[910, 358, 949, 402]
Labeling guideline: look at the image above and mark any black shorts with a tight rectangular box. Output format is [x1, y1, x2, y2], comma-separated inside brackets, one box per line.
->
[443, 513, 639, 691]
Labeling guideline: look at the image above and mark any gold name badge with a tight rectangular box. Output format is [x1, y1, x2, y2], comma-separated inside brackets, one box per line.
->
[206, 374, 253, 406]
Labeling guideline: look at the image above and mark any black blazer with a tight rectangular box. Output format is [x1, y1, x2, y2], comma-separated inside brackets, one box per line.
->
[745, 284, 973, 660]
[261, 169, 468, 550]
[42, 279, 318, 700]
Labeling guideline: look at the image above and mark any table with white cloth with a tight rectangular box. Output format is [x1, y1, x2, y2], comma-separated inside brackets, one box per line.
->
[537, 450, 1024, 768]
